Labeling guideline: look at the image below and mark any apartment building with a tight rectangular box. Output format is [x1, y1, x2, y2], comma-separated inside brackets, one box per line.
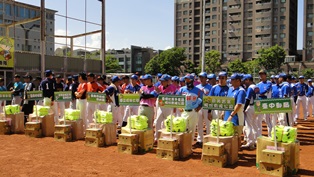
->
[174, 0, 297, 65]
[303, 0, 314, 61]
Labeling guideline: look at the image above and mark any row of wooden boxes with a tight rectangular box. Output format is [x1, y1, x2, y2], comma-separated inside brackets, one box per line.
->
[0, 112, 25, 135]
[256, 136, 300, 177]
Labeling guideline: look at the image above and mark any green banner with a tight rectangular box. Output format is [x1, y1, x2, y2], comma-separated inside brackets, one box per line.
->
[203, 96, 235, 111]
[118, 94, 140, 106]
[27, 91, 43, 100]
[55, 91, 72, 102]
[0, 91, 12, 100]
[87, 92, 106, 104]
[254, 98, 292, 114]
[158, 95, 186, 108]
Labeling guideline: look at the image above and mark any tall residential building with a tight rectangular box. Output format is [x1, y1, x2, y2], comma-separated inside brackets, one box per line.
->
[0, 1, 56, 57]
[304, 0, 314, 61]
[174, 0, 297, 66]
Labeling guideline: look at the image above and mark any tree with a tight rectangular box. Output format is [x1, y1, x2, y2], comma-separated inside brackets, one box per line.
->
[257, 45, 286, 73]
[302, 68, 314, 79]
[144, 47, 186, 76]
[244, 59, 261, 76]
[204, 50, 221, 73]
[227, 59, 248, 74]
[184, 60, 200, 74]
[144, 56, 160, 75]
[105, 54, 122, 73]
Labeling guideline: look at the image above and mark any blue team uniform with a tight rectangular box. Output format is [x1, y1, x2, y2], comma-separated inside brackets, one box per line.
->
[306, 85, 314, 97]
[40, 78, 55, 101]
[12, 82, 24, 96]
[281, 82, 291, 98]
[209, 85, 229, 97]
[257, 81, 272, 99]
[177, 86, 203, 110]
[125, 84, 141, 93]
[295, 83, 308, 96]
[223, 87, 246, 126]
[196, 83, 212, 96]
[272, 84, 282, 98]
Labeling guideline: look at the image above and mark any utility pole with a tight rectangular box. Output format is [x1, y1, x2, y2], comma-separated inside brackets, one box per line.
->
[201, 0, 206, 72]
[40, 0, 46, 78]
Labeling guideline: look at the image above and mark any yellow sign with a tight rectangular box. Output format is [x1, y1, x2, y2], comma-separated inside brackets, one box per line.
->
[0, 36, 14, 68]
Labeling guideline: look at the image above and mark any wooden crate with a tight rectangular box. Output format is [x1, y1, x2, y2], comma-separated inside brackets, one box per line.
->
[89, 123, 116, 145]
[54, 125, 71, 134]
[0, 120, 10, 135]
[118, 134, 138, 145]
[118, 143, 139, 154]
[156, 148, 179, 161]
[25, 129, 42, 138]
[25, 122, 41, 131]
[259, 162, 286, 177]
[85, 128, 103, 138]
[54, 132, 72, 142]
[29, 113, 54, 137]
[85, 137, 105, 147]
[261, 149, 285, 165]
[202, 154, 227, 168]
[122, 128, 154, 152]
[157, 138, 179, 150]
[202, 142, 225, 156]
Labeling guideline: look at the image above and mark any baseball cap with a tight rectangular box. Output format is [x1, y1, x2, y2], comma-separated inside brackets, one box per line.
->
[55, 74, 62, 78]
[143, 74, 152, 80]
[184, 74, 195, 80]
[23, 74, 32, 80]
[299, 76, 305, 79]
[218, 71, 227, 77]
[14, 74, 21, 78]
[179, 77, 185, 82]
[67, 76, 72, 80]
[230, 73, 242, 80]
[157, 73, 162, 78]
[274, 75, 279, 79]
[198, 72, 207, 78]
[308, 79, 312, 82]
[243, 74, 253, 80]
[78, 72, 87, 80]
[171, 76, 179, 81]
[270, 75, 275, 79]
[87, 73, 95, 78]
[131, 74, 138, 80]
[111, 76, 121, 83]
[72, 75, 79, 81]
[258, 69, 267, 74]
[45, 70, 52, 76]
[207, 74, 216, 79]
[279, 73, 287, 79]
[160, 74, 170, 81]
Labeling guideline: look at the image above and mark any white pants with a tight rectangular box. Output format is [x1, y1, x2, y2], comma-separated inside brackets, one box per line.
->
[257, 113, 272, 137]
[86, 102, 97, 125]
[307, 96, 314, 117]
[197, 108, 210, 142]
[278, 112, 293, 126]
[54, 102, 65, 119]
[295, 95, 307, 120]
[0, 101, 5, 113]
[244, 105, 257, 145]
[12, 96, 22, 105]
[154, 107, 172, 140]
[122, 105, 139, 122]
[76, 99, 87, 132]
[110, 104, 123, 127]
[69, 99, 76, 109]
[184, 110, 199, 144]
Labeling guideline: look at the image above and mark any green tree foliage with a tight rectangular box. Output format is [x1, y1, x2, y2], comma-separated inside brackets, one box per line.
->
[184, 60, 200, 74]
[105, 54, 122, 73]
[204, 50, 221, 73]
[227, 59, 248, 74]
[244, 60, 261, 76]
[302, 68, 314, 79]
[144, 47, 186, 76]
[257, 45, 286, 73]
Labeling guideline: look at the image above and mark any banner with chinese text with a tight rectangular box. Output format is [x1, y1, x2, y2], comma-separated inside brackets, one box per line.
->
[26, 91, 43, 100]
[118, 94, 140, 106]
[158, 95, 186, 108]
[0, 91, 12, 100]
[203, 96, 235, 111]
[87, 92, 106, 104]
[0, 36, 14, 68]
[254, 98, 292, 114]
[54, 91, 72, 102]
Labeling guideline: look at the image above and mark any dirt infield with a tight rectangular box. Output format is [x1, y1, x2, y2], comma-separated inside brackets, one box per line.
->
[1, 118, 314, 177]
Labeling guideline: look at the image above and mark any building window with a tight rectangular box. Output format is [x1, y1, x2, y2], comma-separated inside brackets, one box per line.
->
[308, 32, 313, 37]
[183, 10, 188, 15]
[183, 3, 188, 8]
[183, 40, 187, 44]
[183, 25, 188, 30]
[280, 16, 285, 21]
[212, 38, 217, 42]
[308, 40, 313, 46]
[183, 33, 188, 37]
[212, 15, 217, 19]
[281, 0, 286, 2]
[280, 25, 285, 30]
[5, 4, 11, 16]
[308, 14, 314, 18]
[212, 30, 217, 35]
[274, 17, 277, 22]
[308, 23, 313, 28]
[183, 18, 188, 22]
[212, 22, 217, 27]
[280, 42, 285, 47]
[280, 7, 286, 12]
[308, 4, 314, 9]
[212, 7, 217, 12]
[274, 34, 277, 39]
[280, 33, 285, 38]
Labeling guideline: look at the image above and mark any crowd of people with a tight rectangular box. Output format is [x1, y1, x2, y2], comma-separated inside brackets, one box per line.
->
[0, 69, 311, 149]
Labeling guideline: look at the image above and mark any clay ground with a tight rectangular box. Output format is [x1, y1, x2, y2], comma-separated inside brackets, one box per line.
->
[1, 117, 314, 177]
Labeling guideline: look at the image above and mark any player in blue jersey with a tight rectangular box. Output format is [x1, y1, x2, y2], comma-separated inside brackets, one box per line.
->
[256, 70, 272, 137]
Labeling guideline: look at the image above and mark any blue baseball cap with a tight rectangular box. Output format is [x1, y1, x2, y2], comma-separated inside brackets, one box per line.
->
[279, 73, 287, 78]
[157, 73, 162, 78]
[131, 74, 138, 80]
[243, 74, 253, 80]
[111, 76, 121, 83]
[207, 74, 216, 79]
[308, 79, 312, 82]
[160, 74, 170, 81]
[143, 74, 153, 80]
[179, 77, 185, 82]
[292, 76, 296, 80]
[275, 75, 279, 79]
[218, 71, 227, 77]
[230, 73, 242, 80]
[198, 72, 207, 78]
[270, 75, 275, 79]
[171, 76, 179, 81]
[299, 76, 305, 79]
[184, 74, 195, 80]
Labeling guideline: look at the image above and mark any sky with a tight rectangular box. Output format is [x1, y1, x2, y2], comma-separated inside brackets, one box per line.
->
[16, 0, 304, 51]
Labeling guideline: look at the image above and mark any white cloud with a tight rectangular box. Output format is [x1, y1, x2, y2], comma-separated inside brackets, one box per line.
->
[164, 46, 172, 50]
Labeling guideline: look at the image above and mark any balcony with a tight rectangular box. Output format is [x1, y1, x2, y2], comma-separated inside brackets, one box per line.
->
[256, 2, 272, 9]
